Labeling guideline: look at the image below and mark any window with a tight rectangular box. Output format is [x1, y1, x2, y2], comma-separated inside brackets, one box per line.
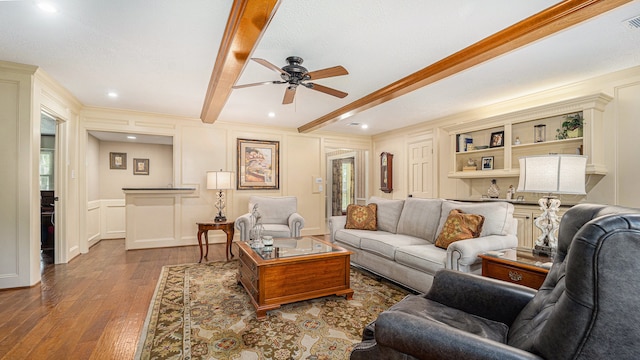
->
[40, 150, 54, 190]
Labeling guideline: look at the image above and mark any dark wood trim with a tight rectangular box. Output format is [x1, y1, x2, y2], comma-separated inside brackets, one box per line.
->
[297, 0, 631, 133]
[200, 0, 281, 124]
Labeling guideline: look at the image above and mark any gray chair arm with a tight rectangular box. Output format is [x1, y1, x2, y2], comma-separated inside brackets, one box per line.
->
[234, 213, 252, 241]
[288, 212, 305, 237]
[374, 311, 543, 360]
[328, 215, 347, 243]
[447, 234, 518, 271]
[426, 269, 536, 326]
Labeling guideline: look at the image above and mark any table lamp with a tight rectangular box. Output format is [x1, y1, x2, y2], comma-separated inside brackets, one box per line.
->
[207, 170, 234, 222]
[517, 154, 587, 256]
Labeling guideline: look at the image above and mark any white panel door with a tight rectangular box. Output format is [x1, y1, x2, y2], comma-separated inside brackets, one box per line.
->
[408, 140, 434, 198]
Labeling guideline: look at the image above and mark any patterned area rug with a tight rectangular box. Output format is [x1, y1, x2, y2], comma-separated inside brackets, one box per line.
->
[135, 260, 409, 360]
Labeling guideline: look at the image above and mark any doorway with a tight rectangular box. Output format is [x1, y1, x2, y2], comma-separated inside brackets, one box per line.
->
[40, 111, 56, 265]
[326, 149, 369, 221]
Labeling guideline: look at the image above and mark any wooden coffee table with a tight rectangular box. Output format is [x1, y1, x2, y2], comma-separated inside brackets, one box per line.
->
[237, 237, 353, 319]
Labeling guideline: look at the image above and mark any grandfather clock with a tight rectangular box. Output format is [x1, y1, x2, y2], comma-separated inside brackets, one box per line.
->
[380, 152, 393, 193]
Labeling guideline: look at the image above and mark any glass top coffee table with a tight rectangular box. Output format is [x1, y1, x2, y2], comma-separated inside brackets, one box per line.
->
[237, 237, 353, 319]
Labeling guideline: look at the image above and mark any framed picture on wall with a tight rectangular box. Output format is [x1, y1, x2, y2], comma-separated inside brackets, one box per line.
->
[380, 152, 393, 193]
[237, 138, 279, 190]
[110, 152, 127, 170]
[133, 158, 149, 175]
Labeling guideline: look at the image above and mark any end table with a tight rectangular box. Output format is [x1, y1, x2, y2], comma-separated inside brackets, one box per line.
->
[478, 248, 551, 290]
[197, 221, 235, 262]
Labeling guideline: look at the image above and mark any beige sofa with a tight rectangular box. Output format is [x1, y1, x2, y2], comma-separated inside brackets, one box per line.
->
[329, 196, 517, 293]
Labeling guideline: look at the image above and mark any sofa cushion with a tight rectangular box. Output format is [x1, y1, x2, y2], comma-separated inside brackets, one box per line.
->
[438, 200, 514, 237]
[368, 196, 404, 234]
[334, 228, 394, 249]
[435, 209, 485, 249]
[395, 244, 447, 274]
[359, 233, 431, 260]
[396, 198, 443, 242]
[345, 204, 378, 230]
[248, 196, 297, 225]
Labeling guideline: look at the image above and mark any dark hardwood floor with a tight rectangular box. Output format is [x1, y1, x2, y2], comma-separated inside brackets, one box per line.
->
[0, 239, 228, 360]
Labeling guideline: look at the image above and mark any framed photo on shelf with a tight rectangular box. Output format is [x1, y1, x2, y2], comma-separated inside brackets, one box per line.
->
[237, 138, 279, 190]
[489, 131, 504, 148]
[380, 152, 393, 193]
[133, 158, 149, 175]
[109, 152, 127, 170]
[534, 124, 546, 143]
[481, 156, 494, 170]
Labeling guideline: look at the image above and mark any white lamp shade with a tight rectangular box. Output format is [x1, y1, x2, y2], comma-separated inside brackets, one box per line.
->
[517, 155, 587, 195]
[207, 171, 234, 190]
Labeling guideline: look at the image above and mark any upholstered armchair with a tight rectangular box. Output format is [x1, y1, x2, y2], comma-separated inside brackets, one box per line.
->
[350, 203, 640, 360]
[234, 196, 305, 241]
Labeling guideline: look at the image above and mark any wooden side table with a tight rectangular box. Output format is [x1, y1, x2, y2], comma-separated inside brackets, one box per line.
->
[478, 249, 551, 290]
[197, 221, 235, 262]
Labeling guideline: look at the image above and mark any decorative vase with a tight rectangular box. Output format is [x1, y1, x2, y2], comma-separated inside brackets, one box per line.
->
[488, 179, 500, 198]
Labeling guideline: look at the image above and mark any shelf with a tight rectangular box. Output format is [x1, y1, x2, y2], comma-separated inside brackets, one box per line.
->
[512, 137, 582, 150]
[449, 169, 519, 179]
[456, 147, 503, 155]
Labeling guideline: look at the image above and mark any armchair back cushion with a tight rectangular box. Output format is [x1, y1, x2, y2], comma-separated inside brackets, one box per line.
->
[507, 204, 640, 359]
[248, 196, 297, 225]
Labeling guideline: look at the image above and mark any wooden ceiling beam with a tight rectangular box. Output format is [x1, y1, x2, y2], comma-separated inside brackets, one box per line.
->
[200, 0, 281, 124]
[298, 0, 631, 133]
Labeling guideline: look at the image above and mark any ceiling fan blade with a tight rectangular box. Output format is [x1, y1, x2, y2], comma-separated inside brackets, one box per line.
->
[252, 58, 289, 78]
[283, 86, 297, 104]
[307, 65, 348, 80]
[232, 80, 286, 89]
[307, 83, 348, 98]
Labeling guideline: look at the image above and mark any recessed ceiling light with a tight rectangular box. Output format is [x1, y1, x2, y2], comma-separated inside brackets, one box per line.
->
[267, 112, 275, 118]
[361, 124, 369, 129]
[127, 136, 137, 140]
[37, 2, 58, 13]
[107, 92, 118, 98]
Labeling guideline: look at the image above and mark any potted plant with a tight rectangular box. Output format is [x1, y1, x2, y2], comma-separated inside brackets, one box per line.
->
[556, 113, 583, 139]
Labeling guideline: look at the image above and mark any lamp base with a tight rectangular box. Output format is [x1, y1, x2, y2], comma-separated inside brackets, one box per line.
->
[533, 244, 554, 257]
[215, 215, 227, 222]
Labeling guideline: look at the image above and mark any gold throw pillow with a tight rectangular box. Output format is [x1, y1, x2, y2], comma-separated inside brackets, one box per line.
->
[435, 209, 485, 249]
[345, 204, 378, 231]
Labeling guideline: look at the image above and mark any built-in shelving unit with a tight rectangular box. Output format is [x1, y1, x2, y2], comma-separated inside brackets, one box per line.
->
[446, 93, 612, 179]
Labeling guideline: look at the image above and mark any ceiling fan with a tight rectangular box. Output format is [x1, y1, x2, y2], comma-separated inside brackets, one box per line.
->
[233, 56, 348, 104]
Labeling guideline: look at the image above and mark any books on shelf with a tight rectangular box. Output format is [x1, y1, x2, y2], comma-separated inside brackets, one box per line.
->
[457, 134, 473, 152]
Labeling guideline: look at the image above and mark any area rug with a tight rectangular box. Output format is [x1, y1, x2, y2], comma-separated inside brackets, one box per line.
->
[135, 260, 409, 360]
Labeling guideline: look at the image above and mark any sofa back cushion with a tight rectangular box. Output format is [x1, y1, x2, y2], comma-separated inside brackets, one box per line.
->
[367, 196, 404, 233]
[437, 200, 514, 237]
[248, 196, 297, 225]
[396, 197, 443, 242]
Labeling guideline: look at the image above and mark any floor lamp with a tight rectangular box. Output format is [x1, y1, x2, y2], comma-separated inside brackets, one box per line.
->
[207, 170, 234, 222]
[517, 154, 587, 256]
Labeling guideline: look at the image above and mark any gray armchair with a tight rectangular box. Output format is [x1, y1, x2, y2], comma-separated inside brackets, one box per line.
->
[234, 196, 304, 241]
[350, 203, 640, 360]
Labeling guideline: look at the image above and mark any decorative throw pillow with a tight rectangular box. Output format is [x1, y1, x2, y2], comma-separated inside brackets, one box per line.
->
[345, 204, 378, 231]
[435, 209, 485, 249]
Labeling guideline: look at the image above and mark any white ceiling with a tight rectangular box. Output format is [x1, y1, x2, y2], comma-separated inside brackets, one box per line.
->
[2, 0, 640, 136]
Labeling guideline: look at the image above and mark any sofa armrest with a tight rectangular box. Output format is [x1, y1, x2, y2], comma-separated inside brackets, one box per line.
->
[447, 234, 518, 271]
[288, 212, 305, 237]
[373, 311, 543, 360]
[328, 216, 347, 243]
[234, 213, 252, 241]
[426, 269, 536, 326]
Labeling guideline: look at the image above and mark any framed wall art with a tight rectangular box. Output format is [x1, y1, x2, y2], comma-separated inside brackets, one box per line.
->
[380, 152, 393, 193]
[489, 131, 504, 148]
[110, 152, 127, 170]
[133, 158, 149, 175]
[237, 138, 279, 190]
[481, 156, 494, 170]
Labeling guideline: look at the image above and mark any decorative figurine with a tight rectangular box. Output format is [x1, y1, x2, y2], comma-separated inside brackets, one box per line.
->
[506, 185, 515, 200]
[488, 179, 500, 198]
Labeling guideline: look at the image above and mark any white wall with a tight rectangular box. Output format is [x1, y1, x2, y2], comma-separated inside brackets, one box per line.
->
[87, 134, 100, 201]
[98, 141, 173, 199]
